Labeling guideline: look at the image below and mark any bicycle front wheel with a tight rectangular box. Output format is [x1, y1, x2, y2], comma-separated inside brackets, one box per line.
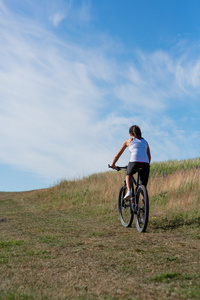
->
[135, 185, 149, 233]
[118, 185, 133, 228]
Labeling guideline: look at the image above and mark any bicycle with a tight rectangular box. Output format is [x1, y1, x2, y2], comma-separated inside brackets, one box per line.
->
[108, 165, 149, 233]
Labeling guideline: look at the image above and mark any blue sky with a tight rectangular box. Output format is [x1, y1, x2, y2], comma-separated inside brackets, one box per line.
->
[0, 0, 200, 191]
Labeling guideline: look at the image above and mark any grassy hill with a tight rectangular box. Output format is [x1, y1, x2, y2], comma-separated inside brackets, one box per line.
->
[0, 158, 200, 299]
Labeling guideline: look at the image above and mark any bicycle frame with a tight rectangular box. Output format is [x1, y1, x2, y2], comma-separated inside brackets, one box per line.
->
[108, 163, 140, 194]
[131, 168, 143, 195]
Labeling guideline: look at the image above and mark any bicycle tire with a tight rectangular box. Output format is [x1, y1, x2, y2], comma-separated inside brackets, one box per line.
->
[135, 185, 149, 233]
[118, 185, 133, 228]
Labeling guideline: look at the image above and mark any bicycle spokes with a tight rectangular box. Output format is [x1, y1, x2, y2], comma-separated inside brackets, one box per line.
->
[118, 186, 133, 228]
[135, 185, 149, 233]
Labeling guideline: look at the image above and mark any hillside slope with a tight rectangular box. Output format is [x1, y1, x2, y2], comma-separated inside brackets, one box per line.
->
[0, 158, 200, 299]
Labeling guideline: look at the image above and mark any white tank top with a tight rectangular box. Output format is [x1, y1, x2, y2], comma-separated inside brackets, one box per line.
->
[129, 138, 149, 163]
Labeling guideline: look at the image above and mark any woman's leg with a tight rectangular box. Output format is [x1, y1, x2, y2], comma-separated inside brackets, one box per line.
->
[140, 163, 150, 187]
[126, 175, 133, 192]
[124, 175, 133, 199]
[125, 162, 137, 197]
[139, 163, 150, 204]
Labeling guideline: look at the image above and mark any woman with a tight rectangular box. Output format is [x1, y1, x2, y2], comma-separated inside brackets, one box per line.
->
[110, 125, 151, 199]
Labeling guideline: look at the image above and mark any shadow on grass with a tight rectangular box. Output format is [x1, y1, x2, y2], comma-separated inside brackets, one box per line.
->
[150, 215, 200, 230]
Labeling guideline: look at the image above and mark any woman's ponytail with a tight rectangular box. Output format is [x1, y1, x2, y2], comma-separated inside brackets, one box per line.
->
[129, 125, 142, 139]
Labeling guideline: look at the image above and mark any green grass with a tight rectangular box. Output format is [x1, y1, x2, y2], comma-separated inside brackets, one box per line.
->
[150, 157, 200, 176]
[0, 158, 200, 299]
[151, 272, 181, 282]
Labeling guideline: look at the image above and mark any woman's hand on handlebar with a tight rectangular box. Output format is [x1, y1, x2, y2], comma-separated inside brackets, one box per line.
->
[108, 164, 127, 171]
[109, 163, 117, 170]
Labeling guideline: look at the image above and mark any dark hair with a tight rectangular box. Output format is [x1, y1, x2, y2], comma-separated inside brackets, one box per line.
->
[129, 125, 142, 139]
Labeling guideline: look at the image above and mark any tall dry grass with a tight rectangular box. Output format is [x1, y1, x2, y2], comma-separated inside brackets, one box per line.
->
[149, 168, 200, 205]
[148, 166, 200, 227]
[17, 158, 200, 229]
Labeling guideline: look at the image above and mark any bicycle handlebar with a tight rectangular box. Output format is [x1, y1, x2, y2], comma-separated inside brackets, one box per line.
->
[108, 164, 127, 171]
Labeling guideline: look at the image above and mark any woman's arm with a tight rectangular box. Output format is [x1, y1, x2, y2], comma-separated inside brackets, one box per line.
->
[110, 139, 131, 169]
[147, 145, 151, 163]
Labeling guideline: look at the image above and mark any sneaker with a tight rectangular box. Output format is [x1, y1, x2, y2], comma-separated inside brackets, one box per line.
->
[123, 190, 132, 200]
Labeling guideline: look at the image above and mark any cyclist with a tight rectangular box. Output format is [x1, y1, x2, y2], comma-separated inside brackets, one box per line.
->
[110, 125, 151, 200]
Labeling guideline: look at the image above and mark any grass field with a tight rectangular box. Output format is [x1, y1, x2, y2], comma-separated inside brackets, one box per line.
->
[0, 158, 200, 299]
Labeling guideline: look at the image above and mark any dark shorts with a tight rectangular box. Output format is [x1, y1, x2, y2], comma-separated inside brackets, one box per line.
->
[126, 162, 150, 187]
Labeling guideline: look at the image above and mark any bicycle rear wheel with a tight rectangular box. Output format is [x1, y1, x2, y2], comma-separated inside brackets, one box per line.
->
[118, 185, 133, 228]
[135, 185, 149, 232]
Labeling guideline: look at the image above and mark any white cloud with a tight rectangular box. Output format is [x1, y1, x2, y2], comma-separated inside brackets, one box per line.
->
[48, 0, 91, 29]
[50, 13, 65, 26]
[78, 1, 91, 23]
[0, 0, 6, 12]
[0, 2, 112, 181]
[175, 59, 200, 93]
